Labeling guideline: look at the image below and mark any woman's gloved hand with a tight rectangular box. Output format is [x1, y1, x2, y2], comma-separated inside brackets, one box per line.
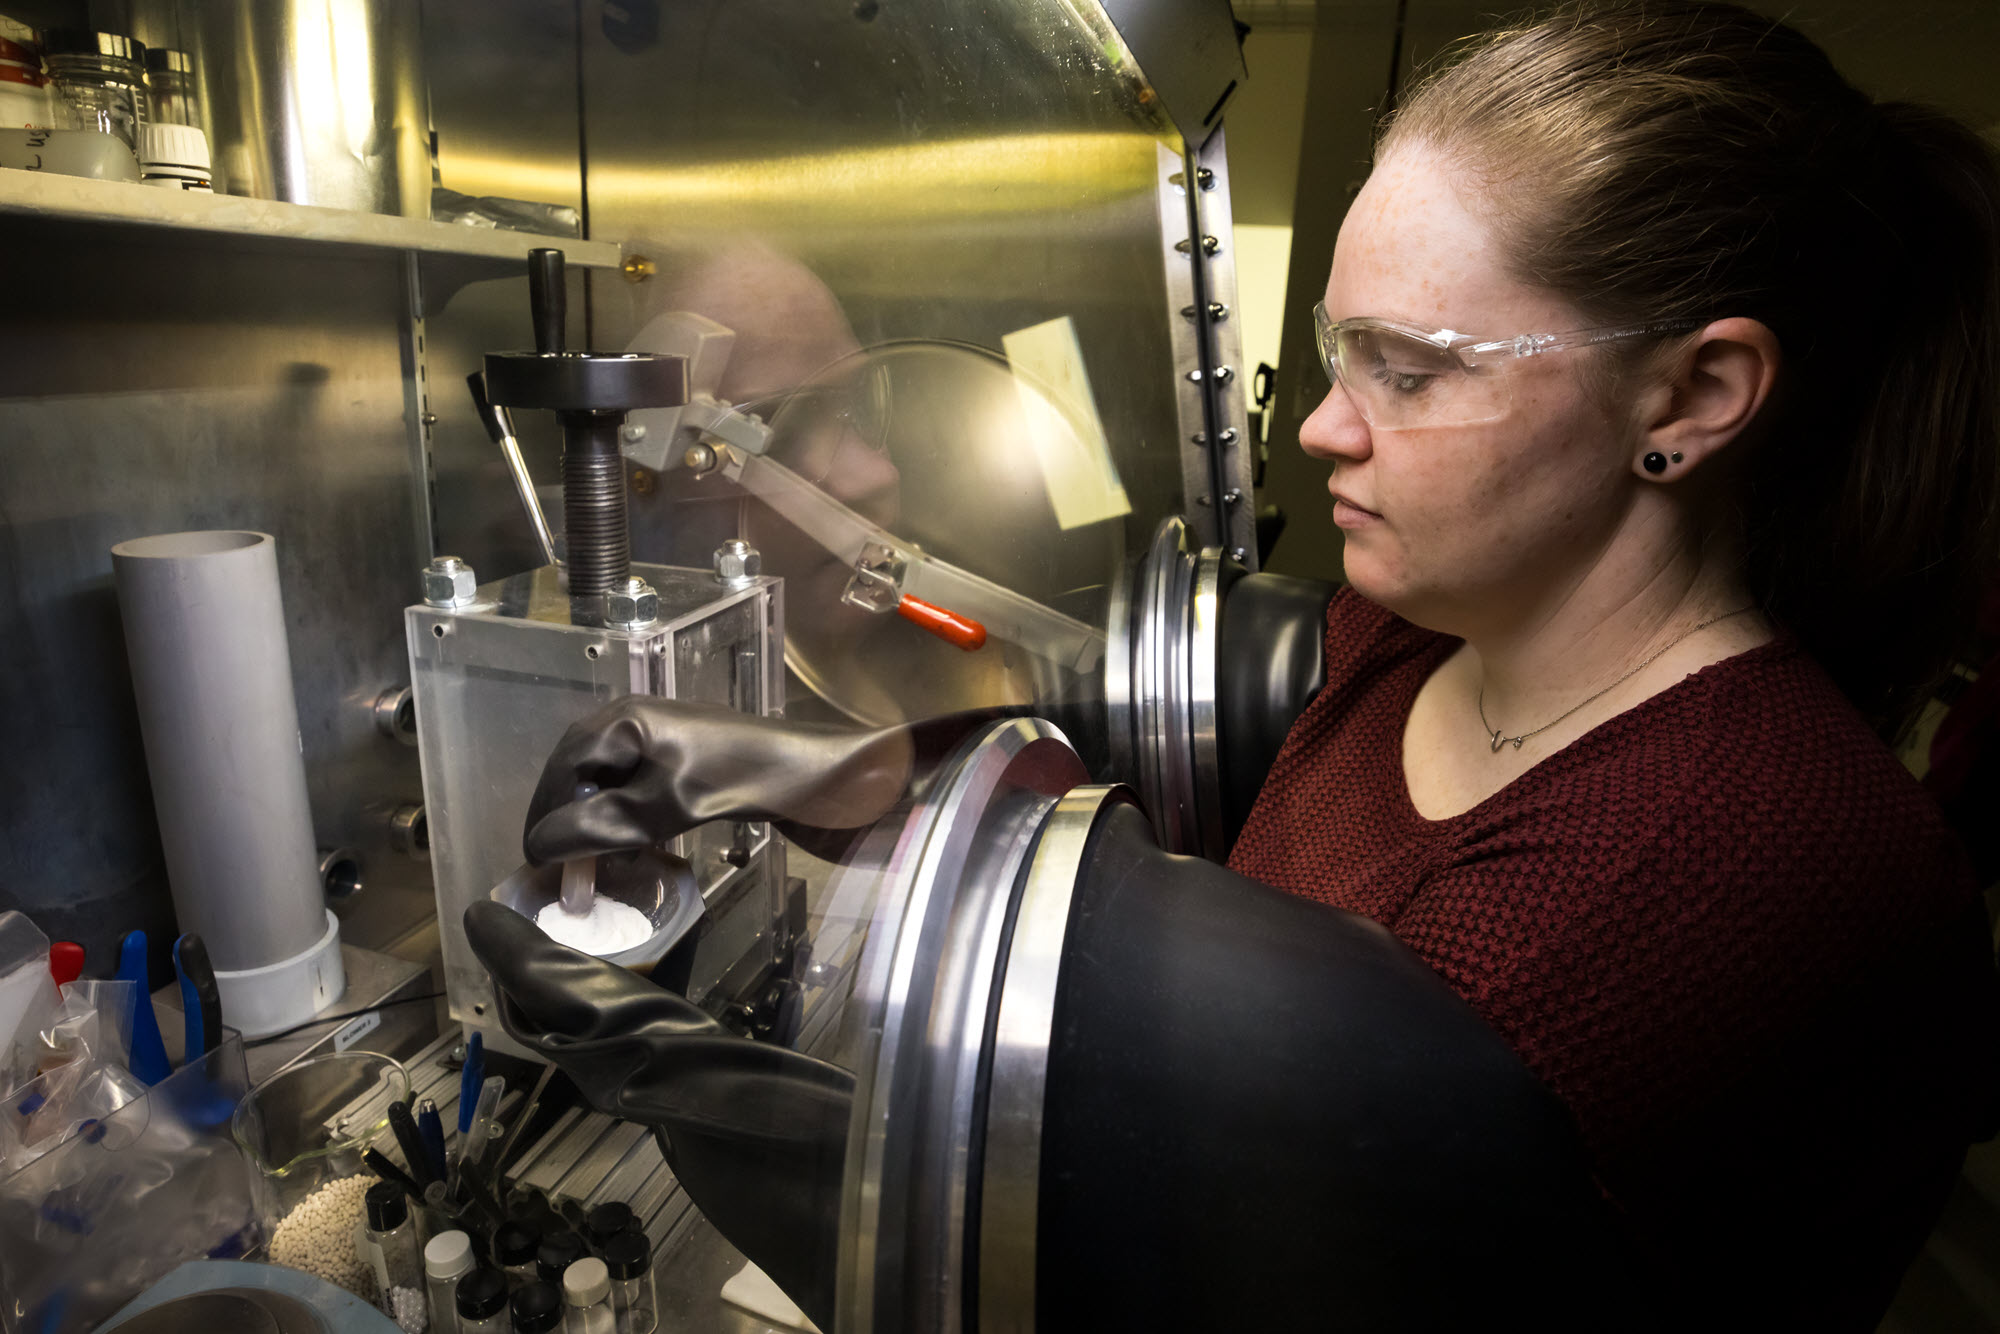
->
[522, 696, 1019, 864]
[465, 901, 850, 1327]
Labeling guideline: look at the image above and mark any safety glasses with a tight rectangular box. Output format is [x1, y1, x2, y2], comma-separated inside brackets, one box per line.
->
[1312, 304, 1701, 428]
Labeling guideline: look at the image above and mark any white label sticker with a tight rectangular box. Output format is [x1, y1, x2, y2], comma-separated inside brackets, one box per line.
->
[332, 1009, 381, 1052]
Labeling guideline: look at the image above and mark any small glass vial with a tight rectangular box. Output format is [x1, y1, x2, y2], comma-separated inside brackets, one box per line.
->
[363, 1182, 427, 1332]
[41, 28, 144, 152]
[536, 1230, 587, 1286]
[561, 1258, 615, 1334]
[600, 1232, 656, 1334]
[510, 1281, 563, 1334]
[141, 47, 199, 127]
[423, 1230, 475, 1334]
[454, 1267, 509, 1334]
[582, 1202, 636, 1255]
[492, 1220, 541, 1290]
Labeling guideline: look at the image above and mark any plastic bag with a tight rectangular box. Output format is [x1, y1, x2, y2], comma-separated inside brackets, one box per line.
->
[0, 911, 59, 1096]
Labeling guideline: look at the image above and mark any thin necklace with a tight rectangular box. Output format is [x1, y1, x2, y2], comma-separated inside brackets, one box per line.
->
[1475, 606, 1757, 753]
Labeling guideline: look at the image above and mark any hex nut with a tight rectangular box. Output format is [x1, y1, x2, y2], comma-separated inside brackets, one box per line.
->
[605, 577, 660, 626]
[422, 556, 477, 606]
[713, 540, 761, 585]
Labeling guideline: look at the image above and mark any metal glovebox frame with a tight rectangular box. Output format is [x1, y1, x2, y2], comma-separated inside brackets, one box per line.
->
[827, 716, 1127, 1334]
[1105, 515, 1237, 860]
[406, 561, 788, 1029]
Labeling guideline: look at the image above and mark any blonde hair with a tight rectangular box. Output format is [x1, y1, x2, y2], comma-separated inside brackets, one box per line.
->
[1383, 1, 2000, 739]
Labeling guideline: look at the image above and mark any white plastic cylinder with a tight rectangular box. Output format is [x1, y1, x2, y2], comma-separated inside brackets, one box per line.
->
[112, 531, 343, 1035]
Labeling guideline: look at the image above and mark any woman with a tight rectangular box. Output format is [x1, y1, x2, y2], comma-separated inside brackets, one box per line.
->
[1230, 2, 2000, 1326]
[476, 3, 1999, 1328]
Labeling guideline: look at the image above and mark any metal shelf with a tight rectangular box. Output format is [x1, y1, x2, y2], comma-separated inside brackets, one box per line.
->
[0, 166, 619, 293]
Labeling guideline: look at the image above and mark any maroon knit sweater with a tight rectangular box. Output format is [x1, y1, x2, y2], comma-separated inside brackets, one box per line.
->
[1229, 588, 1999, 1330]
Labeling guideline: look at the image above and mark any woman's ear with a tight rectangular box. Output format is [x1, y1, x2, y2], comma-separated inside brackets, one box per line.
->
[1633, 317, 1781, 480]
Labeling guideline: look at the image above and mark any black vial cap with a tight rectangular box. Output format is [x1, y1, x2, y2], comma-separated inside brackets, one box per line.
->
[364, 1181, 407, 1232]
[536, 1229, 587, 1283]
[493, 1219, 541, 1268]
[584, 1201, 636, 1246]
[510, 1280, 563, 1333]
[455, 1267, 508, 1321]
[601, 1229, 651, 1281]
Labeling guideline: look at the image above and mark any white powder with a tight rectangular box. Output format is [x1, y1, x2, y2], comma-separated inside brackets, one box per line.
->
[536, 897, 653, 956]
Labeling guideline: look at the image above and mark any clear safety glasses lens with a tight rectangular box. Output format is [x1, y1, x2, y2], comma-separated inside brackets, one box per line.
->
[1313, 306, 1511, 428]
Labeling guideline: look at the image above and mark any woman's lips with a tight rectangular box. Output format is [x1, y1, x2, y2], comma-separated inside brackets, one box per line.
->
[1330, 491, 1381, 527]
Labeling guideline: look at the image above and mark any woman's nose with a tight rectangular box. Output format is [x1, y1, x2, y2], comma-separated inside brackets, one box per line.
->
[1298, 381, 1372, 463]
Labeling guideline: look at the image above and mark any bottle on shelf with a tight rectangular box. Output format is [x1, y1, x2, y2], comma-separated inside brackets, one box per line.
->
[41, 28, 143, 152]
[600, 1232, 656, 1334]
[424, 1229, 476, 1333]
[362, 1181, 426, 1332]
[535, 1229, 587, 1286]
[510, 1281, 563, 1334]
[582, 1202, 636, 1255]
[492, 1219, 541, 1290]
[561, 1257, 616, 1334]
[454, 1266, 510, 1334]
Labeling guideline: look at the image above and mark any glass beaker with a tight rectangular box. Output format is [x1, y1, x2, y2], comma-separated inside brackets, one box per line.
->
[232, 1050, 411, 1296]
[42, 29, 145, 153]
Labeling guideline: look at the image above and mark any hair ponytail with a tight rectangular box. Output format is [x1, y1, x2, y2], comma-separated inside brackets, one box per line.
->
[1383, 2, 2000, 740]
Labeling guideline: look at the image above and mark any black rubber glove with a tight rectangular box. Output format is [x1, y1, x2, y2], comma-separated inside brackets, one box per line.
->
[465, 902, 850, 1327]
[522, 697, 1018, 864]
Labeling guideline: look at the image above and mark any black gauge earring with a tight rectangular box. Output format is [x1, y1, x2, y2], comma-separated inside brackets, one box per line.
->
[1643, 451, 1668, 475]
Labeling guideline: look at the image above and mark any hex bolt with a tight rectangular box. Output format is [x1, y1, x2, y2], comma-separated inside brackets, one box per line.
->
[421, 556, 477, 607]
[1217, 427, 1240, 446]
[621, 423, 648, 443]
[714, 538, 761, 587]
[603, 575, 660, 629]
[1222, 489, 1243, 506]
[684, 442, 718, 474]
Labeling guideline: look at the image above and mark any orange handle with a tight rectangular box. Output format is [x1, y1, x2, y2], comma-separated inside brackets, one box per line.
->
[896, 595, 987, 651]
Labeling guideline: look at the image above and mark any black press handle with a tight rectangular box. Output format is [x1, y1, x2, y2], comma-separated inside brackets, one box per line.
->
[529, 247, 566, 355]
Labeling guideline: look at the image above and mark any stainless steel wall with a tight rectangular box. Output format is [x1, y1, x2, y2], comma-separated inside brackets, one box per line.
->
[1, 0, 1231, 980]
[575, 0, 1192, 572]
[0, 224, 436, 973]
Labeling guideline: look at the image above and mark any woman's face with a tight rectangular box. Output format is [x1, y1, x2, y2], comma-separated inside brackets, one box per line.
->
[1300, 146, 1646, 636]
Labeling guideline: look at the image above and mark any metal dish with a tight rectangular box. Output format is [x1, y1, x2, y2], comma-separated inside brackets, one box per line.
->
[487, 849, 704, 969]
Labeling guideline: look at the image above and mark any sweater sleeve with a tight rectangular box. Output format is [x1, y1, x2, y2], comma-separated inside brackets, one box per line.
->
[1388, 678, 1997, 1330]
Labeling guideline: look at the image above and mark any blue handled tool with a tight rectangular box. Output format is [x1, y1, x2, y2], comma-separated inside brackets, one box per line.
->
[457, 1031, 484, 1137]
[115, 931, 171, 1086]
[172, 933, 222, 1063]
